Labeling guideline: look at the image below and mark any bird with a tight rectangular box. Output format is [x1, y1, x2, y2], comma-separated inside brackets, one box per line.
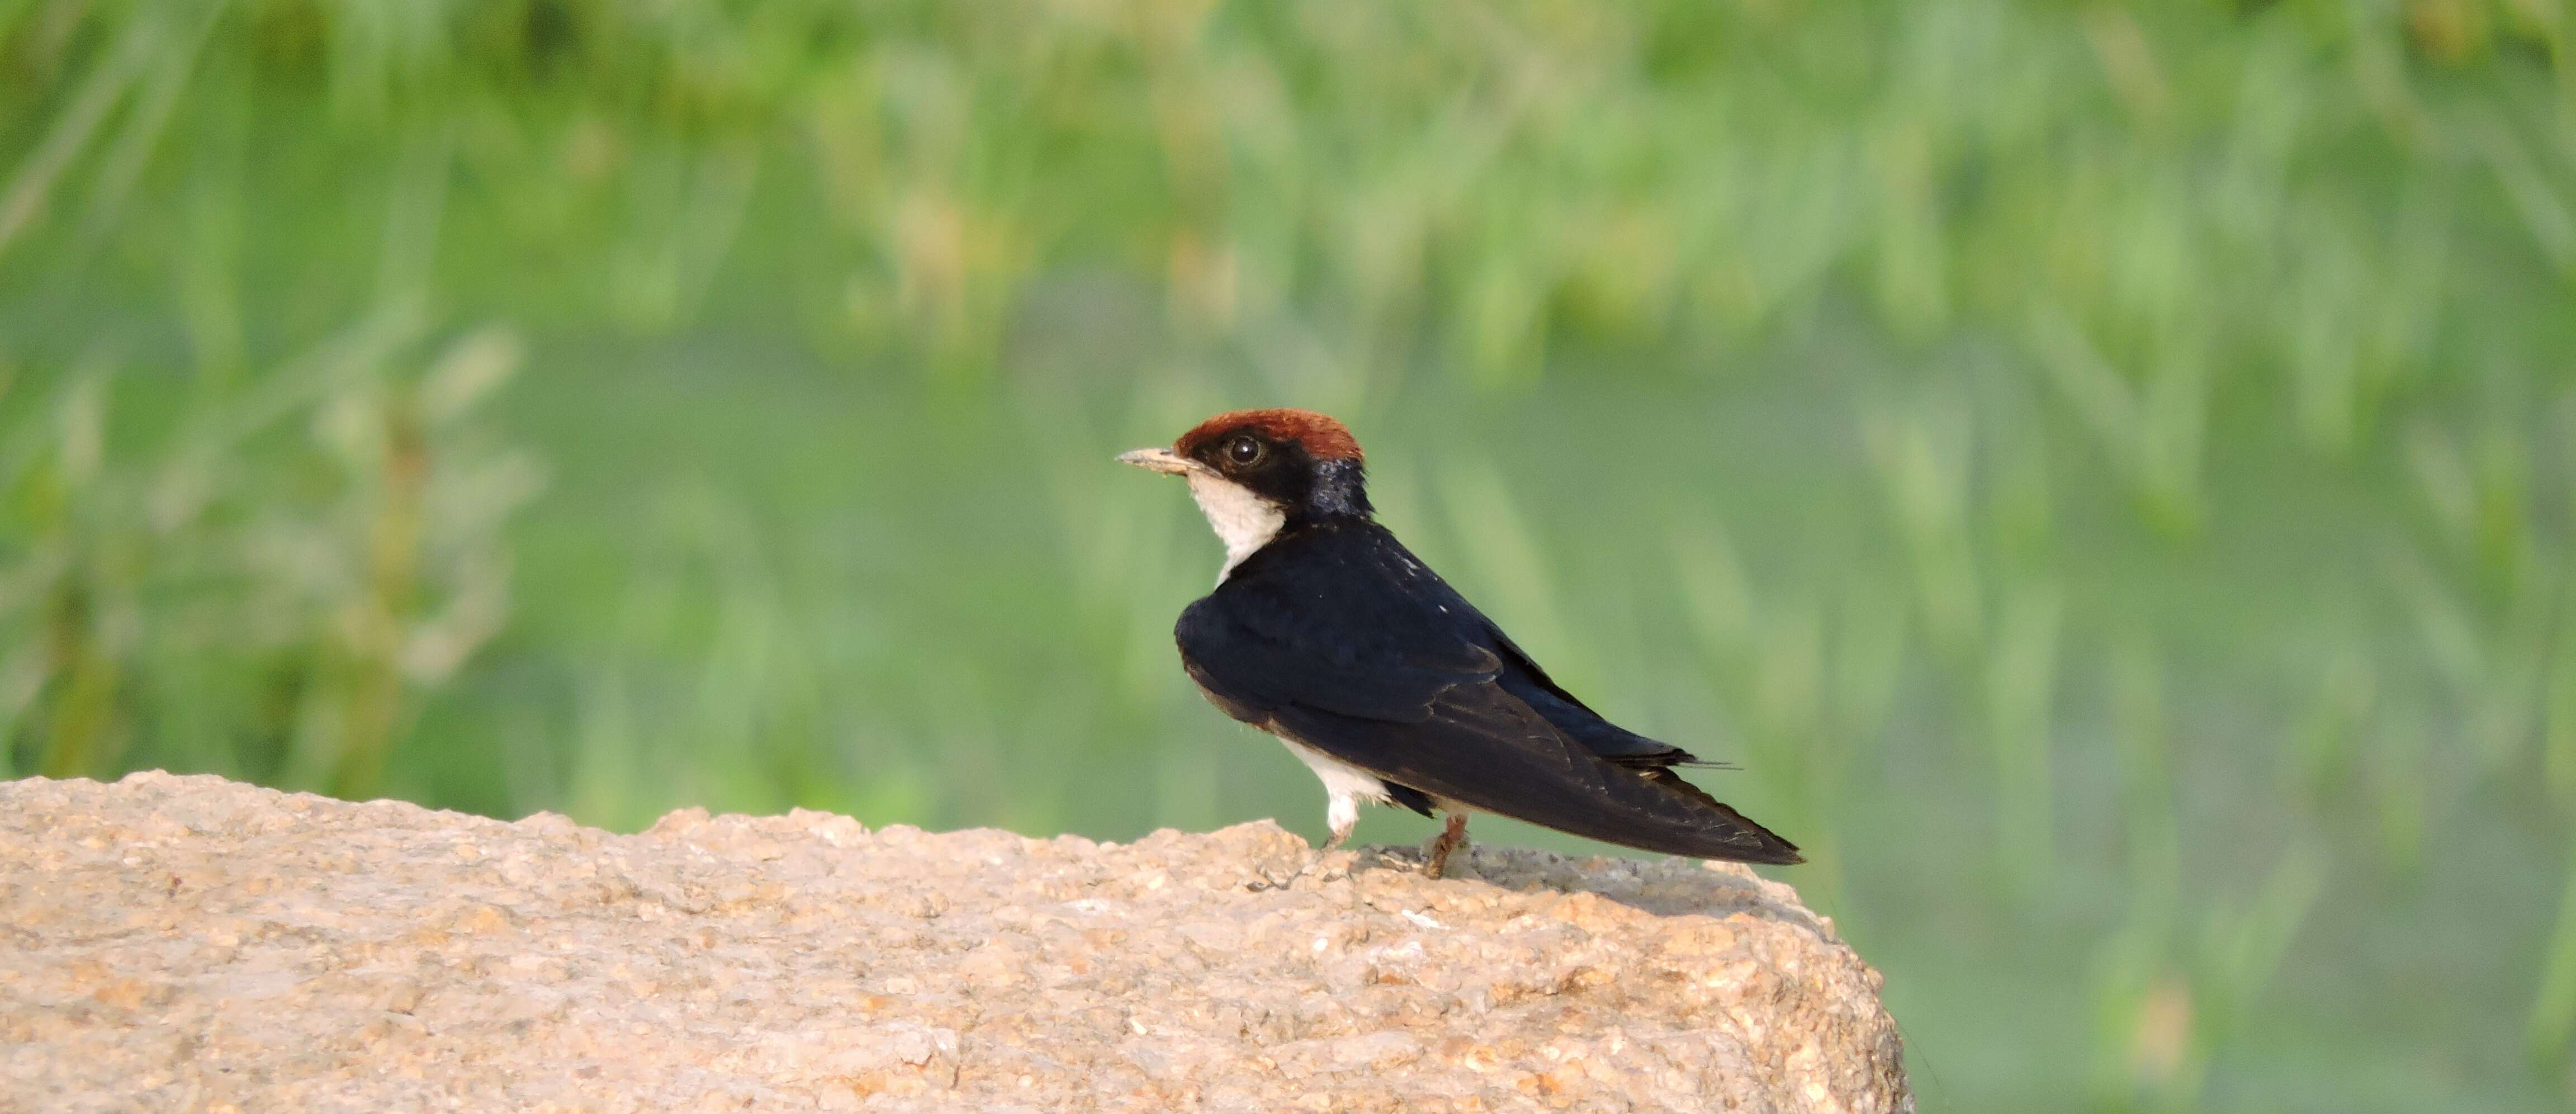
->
[1119, 407, 1800, 879]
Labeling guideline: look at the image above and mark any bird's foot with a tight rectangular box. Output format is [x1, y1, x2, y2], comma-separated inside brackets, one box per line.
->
[1247, 824, 1356, 892]
[1421, 813, 1470, 880]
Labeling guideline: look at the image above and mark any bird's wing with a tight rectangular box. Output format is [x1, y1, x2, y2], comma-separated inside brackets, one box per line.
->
[1480, 631, 1724, 769]
[1268, 685, 1800, 862]
[1176, 543, 1798, 864]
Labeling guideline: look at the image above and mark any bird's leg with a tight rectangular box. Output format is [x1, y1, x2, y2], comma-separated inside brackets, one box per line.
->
[1292, 813, 1356, 880]
[1422, 812, 1470, 880]
[1311, 792, 1360, 866]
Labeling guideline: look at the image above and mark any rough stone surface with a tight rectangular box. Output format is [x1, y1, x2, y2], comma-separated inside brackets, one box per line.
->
[1, 772, 1910, 1112]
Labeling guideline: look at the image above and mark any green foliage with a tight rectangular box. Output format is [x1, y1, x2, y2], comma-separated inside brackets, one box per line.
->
[5, 1, 2576, 1110]
[0, 307, 537, 795]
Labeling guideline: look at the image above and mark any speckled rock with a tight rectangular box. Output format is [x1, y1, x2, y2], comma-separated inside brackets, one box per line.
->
[0, 772, 1909, 1112]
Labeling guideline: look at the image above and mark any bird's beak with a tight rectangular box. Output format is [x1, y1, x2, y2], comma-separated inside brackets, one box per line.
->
[1117, 447, 1199, 476]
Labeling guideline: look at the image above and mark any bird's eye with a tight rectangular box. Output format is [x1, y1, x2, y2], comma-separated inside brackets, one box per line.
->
[1225, 435, 1265, 467]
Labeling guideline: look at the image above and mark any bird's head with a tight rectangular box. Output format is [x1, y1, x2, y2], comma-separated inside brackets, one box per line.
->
[1119, 408, 1371, 576]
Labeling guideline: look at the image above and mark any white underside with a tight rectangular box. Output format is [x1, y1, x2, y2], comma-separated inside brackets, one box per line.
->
[1279, 737, 1389, 838]
[1185, 473, 1285, 582]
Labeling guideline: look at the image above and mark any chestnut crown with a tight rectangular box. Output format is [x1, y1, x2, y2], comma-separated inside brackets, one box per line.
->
[1171, 408, 1371, 519]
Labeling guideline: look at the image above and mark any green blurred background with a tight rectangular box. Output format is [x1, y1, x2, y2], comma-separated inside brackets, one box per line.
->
[4, 0, 2573, 1108]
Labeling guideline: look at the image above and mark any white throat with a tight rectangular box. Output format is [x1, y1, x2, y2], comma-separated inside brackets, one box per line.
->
[1184, 473, 1285, 581]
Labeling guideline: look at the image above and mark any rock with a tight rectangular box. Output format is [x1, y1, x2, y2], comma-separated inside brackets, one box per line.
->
[0, 771, 1911, 1112]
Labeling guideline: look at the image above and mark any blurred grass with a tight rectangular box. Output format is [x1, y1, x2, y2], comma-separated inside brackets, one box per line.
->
[6, 0, 2576, 1110]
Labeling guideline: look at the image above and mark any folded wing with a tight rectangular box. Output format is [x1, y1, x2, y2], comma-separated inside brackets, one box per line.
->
[1176, 525, 1799, 864]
